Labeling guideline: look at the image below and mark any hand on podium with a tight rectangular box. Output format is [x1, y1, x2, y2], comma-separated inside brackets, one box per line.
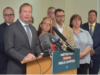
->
[23, 53, 36, 61]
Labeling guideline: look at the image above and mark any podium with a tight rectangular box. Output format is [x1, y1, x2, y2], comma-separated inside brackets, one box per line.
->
[21, 49, 79, 74]
[21, 49, 80, 75]
[21, 56, 77, 74]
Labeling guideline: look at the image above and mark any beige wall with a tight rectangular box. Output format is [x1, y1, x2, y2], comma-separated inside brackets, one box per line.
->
[0, 0, 50, 29]
[65, 0, 97, 26]
[0, 0, 98, 30]
[97, 0, 100, 22]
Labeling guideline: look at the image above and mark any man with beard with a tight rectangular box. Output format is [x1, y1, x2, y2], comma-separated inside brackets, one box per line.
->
[53, 9, 74, 47]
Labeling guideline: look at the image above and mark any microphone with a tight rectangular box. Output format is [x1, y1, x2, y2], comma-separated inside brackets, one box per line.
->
[55, 36, 60, 40]
[39, 33, 65, 52]
[48, 33, 66, 47]
[52, 26, 75, 52]
[47, 33, 58, 44]
[39, 33, 51, 50]
[39, 33, 52, 57]
[47, 33, 67, 51]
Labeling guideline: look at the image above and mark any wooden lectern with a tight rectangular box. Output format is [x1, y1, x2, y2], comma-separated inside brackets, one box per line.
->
[21, 56, 77, 74]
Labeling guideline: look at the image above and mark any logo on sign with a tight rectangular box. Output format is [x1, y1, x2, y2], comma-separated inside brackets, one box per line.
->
[63, 56, 71, 61]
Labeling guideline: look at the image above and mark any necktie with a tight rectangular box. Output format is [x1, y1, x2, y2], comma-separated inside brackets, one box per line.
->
[89, 25, 93, 36]
[25, 25, 32, 46]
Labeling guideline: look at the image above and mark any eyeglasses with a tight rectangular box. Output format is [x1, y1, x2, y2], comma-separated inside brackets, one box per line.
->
[43, 22, 51, 26]
[48, 12, 54, 14]
[56, 15, 65, 18]
[4, 14, 14, 17]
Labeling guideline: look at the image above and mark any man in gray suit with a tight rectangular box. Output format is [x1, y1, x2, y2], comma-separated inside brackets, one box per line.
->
[4, 3, 42, 74]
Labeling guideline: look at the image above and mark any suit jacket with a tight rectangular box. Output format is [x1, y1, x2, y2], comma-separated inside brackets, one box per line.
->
[0, 22, 8, 69]
[82, 22, 100, 62]
[4, 20, 42, 74]
[53, 23, 74, 47]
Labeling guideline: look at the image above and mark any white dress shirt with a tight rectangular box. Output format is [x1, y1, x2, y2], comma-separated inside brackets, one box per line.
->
[6, 23, 10, 26]
[19, 19, 32, 37]
[55, 22, 64, 34]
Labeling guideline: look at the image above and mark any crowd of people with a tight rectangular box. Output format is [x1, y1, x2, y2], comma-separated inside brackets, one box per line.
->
[0, 3, 100, 75]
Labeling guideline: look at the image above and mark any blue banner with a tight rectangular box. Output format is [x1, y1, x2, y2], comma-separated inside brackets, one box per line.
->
[52, 48, 80, 74]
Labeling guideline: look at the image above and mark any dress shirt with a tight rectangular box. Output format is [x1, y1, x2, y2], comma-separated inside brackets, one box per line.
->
[55, 22, 64, 34]
[88, 22, 96, 32]
[6, 23, 10, 26]
[19, 19, 32, 37]
[73, 28, 93, 64]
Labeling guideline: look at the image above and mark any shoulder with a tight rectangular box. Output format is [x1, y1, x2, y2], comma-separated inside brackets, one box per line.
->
[82, 22, 88, 26]
[0, 22, 8, 32]
[6, 22, 15, 29]
[96, 22, 100, 26]
[29, 24, 37, 31]
[81, 28, 92, 41]
[0, 22, 5, 25]
[53, 22, 56, 27]
[7, 20, 20, 28]
[81, 28, 90, 35]
[64, 25, 73, 31]
[81, 22, 88, 29]
[0, 22, 7, 27]
[5, 21, 18, 33]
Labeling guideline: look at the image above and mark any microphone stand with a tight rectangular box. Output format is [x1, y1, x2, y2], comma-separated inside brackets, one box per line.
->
[47, 49, 52, 60]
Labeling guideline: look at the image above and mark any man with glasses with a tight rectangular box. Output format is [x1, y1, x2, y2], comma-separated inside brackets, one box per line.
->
[47, 7, 55, 24]
[53, 9, 74, 47]
[0, 7, 15, 74]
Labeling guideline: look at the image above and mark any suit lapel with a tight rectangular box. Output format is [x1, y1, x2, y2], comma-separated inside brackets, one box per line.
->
[3, 22, 8, 28]
[53, 23, 57, 28]
[93, 23, 99, 38]
[16, 20, 30, 47]
[53, 23, 58, 36]
[86, 23, 89, 31]
[62, 25, 66, 37]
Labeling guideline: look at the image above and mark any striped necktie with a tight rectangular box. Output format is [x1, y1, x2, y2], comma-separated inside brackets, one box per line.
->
[25, 25, 32, 46]
[89, 25, 93, 36]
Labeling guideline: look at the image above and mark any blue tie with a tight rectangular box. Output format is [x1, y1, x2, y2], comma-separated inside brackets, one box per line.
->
[25, 25, 32, 46]
[89, 25, 93, 36]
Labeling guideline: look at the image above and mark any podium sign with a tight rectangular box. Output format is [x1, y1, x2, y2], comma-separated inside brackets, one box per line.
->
[52, 48, 80, 74]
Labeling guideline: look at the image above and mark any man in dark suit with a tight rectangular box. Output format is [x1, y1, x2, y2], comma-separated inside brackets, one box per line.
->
[0, 7, 15, 74]
[82, 10, 100, 74]
[4, 3, 42, 74]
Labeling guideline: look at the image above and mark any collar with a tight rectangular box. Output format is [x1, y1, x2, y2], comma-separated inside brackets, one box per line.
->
[19, 19, 29, 27]
[80, 28, 84, 32]
[6, 23, 10, 25]
[88, 22, 96, 27]
[73, 28, 84, 33]
[55, 22, 64, 28]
